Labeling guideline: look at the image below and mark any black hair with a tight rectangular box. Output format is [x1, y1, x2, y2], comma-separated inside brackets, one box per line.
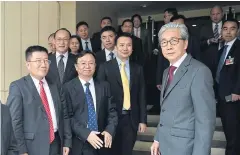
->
[101, 17, 112, 23]
[100, 26, 116, 37]
[115, 32, 132, 45]
[76, 21, 89, 31]
[75, 50, 96, 64]
[25, 45, 48, 61]
[170, 14, 186, 23]
[164, 8, 178, 16]
[54, 28, 71, 38]
[131, 14, 142, 24]
[223, 18, 239, 29]
[121, 19, 133, 26]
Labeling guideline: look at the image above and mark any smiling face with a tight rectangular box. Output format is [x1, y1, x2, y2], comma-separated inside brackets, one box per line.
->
[101, 30, 116, 51]
[115, 36, 133, 61]
[160, 28, 188, 64]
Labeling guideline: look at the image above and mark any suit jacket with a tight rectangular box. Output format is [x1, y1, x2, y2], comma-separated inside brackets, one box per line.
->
[97, 59, 147, 130]
[79, 38, 100, 53]
[216, 39, 240, 100]
[63, 78, 118, 154]
[1, 103, 18, 155]
[200, 21, 222, 78]
[6, 75, 72, 155]
[131, 35, 144, 66]
[154, 54, 216, 155]
[140, 27, 153, 61]
[91, 32, 102, 51]
[46, 53, 78, 88]
[156, 35, 201, 85]
[95, 49, 107, 67]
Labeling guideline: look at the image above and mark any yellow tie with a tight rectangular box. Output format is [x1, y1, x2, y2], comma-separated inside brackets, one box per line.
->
[120, 62, 131, 110]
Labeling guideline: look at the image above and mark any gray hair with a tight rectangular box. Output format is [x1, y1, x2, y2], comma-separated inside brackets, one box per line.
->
[158, 23, 189, 41]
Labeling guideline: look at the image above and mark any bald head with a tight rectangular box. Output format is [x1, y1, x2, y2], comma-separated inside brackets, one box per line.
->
[210, 5, 223, 23]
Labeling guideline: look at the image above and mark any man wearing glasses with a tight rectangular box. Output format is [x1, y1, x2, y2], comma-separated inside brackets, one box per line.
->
[47, 28, 78, 88]
[6, 45, 72, 155]
[150, 23, 216, 155]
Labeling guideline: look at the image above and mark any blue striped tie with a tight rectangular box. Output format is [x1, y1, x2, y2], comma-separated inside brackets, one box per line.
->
[216, 45, 228, 83]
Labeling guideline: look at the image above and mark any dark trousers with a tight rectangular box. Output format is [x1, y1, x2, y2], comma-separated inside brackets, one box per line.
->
[111, 114, 138, 155]
[218, 100, 240, 155]
[49, 132, 61, 155]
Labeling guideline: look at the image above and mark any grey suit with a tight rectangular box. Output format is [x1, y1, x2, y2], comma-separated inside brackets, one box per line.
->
[1, 103, 18, 155]
[154, 54, 216, 155]
[6, 75, 72, 155]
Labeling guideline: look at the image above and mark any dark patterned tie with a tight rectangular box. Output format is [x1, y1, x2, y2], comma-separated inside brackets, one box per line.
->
[109, 52, 114, 60]
[85, 42, 90, 51]
[85, 82, 98, 131]
[214, 24, 219, 39]
[58, 55, 64, 83]
[216, 45, 228, 83]
[166, 66, 177, 88]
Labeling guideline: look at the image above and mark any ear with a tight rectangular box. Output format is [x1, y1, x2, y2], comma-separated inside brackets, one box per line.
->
[26, 61, 30, 70]
[184, 40, 188, 50]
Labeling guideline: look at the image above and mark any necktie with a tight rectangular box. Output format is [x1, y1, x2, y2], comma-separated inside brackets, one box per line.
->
[85, 82, 98, 131]
[39, 81, 55, 143]
[167, 66, 177, 87]
[120, 62, 131, 110]
[109, 52, 114, 60]
[58, 55, 64, 83]
[214, 24, 219, 39]
[85, 42, 89, 51]
[216, 45, 229, 83]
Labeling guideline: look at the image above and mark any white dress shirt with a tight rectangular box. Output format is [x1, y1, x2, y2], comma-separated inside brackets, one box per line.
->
[31, 76, 58, 132]
[81, 38, 93, 51]
[224, 38, 237, 60]
[105, 49, 115, 61]
[56, 51, 68, 71]
[79, 78, 97, 111]
[170, 53, 188, 75]
[134, 27, 141, 38]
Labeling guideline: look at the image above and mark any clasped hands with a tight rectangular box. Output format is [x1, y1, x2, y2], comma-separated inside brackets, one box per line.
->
[87, 131, 112, 149]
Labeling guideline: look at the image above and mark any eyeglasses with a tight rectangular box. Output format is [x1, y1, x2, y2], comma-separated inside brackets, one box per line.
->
[55, 38, 69, 43]
[28, 59, 51, 66]
[160, 38, 184, 47]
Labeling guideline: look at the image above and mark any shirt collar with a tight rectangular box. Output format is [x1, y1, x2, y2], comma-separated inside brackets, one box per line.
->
[225, 38, 237, 46]
[170, 53, 188, 68]
[105, 48, 115, 56]
[30, 75, 47, 86]
[81, 38, 90, 42]
[56, 51, 68, 59]
[79, 77, 94, 87]
[212, 21, 222, 27]
[116, 56, 129, 67]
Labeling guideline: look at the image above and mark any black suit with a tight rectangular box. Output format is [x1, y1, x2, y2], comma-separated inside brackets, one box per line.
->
[92, 32, 102, 51]
[63, 78, 118, 155]
[97, 59, 147, 155]
[131, 35, 144, 66]
[79, 38, 100, 53]
[216, 39, 240, 155]
[200, 21, 222, 79]
[1, 103, 18, 155]
[95, 49, 107, 66]
[47, 53, 78, 88]
[6, 75, 72, 155]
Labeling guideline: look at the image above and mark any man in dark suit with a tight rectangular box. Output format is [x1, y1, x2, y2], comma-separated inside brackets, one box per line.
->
[1, 102, 18, 155]
[47, 28, 78, 88]
[121, 19, 144, 65]
[97, 33, 147, 155]
[92, 17, 112, 51]
[200, 5, 224, 79]
[48, 33, 56, 55]
[215, 19, 240, 155]
[6, 46, 72, 155]
[63, 51, 118, 155]
[95, 26, 116, 67]
[76, 21, 99, 53]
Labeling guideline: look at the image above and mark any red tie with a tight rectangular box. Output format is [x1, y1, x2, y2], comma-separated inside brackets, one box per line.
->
[39, 80, 55, 143]
[167, 66, 177, 86]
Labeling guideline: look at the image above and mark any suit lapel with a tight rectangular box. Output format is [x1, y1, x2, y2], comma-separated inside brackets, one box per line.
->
[49, 54, 59, 79]
[130, 62, 135, 89]
[25, 75, 46, 117]
[163, 55, 191, 101]
[161, 69, 169, 104]
[47, 80, 59, 123]
[63, 53, 74, 82]
[112, 59, 123, 87]
[102, 49, 107, 62]
[94, 81, 102, 120]
[226, 39, 238, 58]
